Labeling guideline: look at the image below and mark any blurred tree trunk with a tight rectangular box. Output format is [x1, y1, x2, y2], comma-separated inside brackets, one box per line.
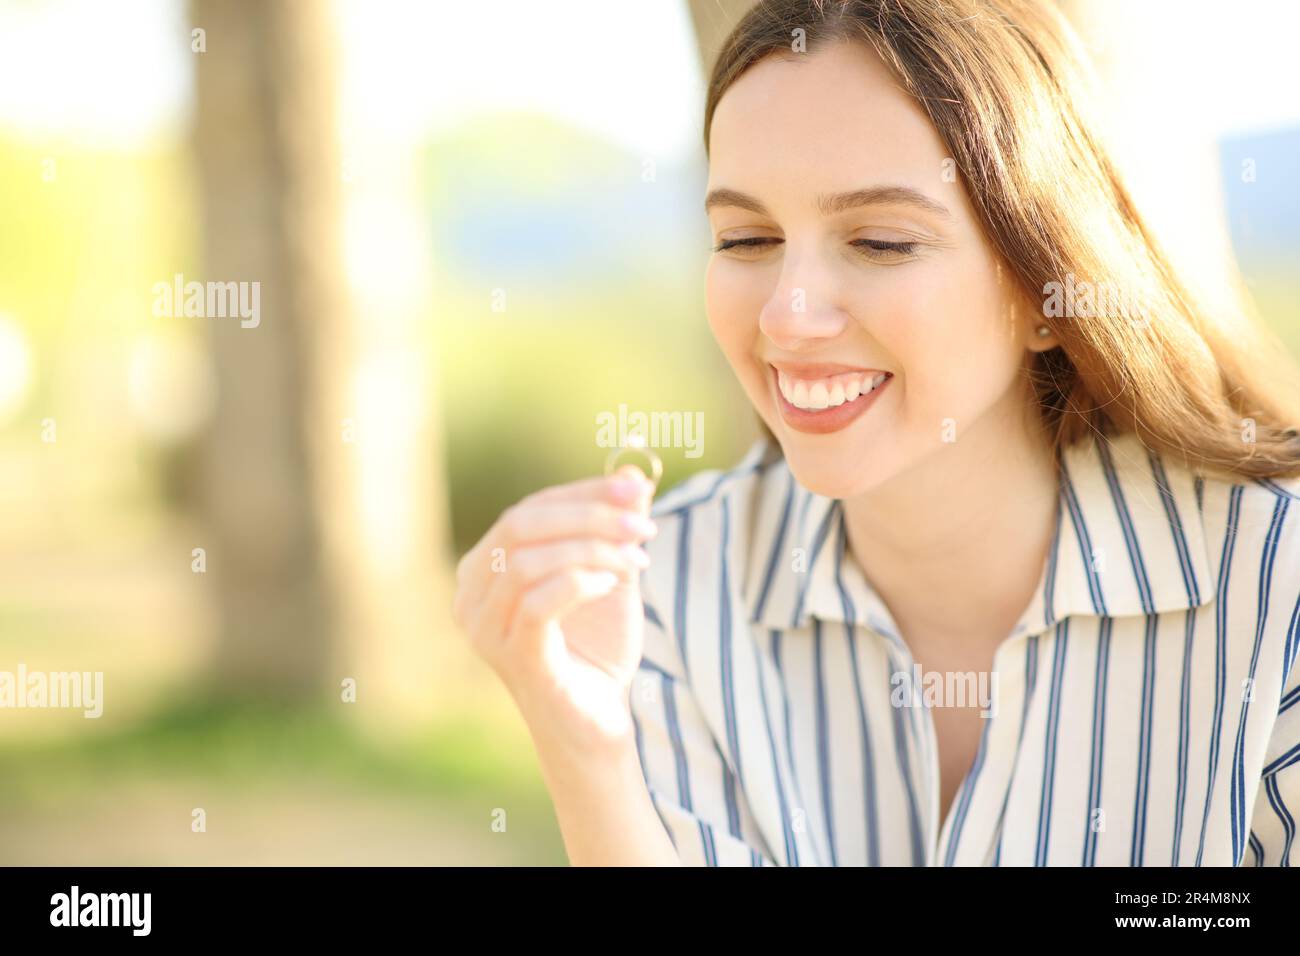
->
[190, 0, 350, 697]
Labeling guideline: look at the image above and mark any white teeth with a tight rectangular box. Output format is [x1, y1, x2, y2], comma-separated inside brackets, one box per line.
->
[776, 369, 889, 411]
[792, 379, 809, 407]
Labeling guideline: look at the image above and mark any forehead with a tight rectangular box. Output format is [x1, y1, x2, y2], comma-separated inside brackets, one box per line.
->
[707, 41, 953, 198]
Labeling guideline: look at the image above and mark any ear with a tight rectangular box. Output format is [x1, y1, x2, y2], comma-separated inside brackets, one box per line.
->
[1007, 283, 1058, 351]
[1027, 320, 1058, 352]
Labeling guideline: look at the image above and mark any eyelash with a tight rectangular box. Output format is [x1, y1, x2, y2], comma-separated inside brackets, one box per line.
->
[711, 237, 918, 259]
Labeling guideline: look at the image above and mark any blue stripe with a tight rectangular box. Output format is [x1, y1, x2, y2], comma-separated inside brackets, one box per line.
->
[772, 629, 818, 864]
[1042, 495, 1064, 629]
[1171, 607, 1197, 864]
[1082, 617, 1112, 865]
[832, 521, 886, 865]
[661, 673, 717, 865]
[1283, 589, 1300, 705]
[1264, 740, 1300, 777]
[631, 693, 678, 854]
[1257, 476, 1300, 501]
[1229, 496, 1288, 864]
[1097, 439, 1156, 613]
[872, 677, 918, 861]
[1263, 772, 1295, 866]
[1232, 497, 1288, 863]
[705, 500, 744, 858]
[643, 600, 664, 632]
[1195, 484, 1242, 866]
[1130, 612, 1159, 866]
[651, 456, 768, 518]
[993, 635, 1040, 866]
[831, 505, 929, 762]
[1096, 440, 1160, 864]
[993, 634, 1045, 868]
[719, 740, 742, 841]
[811, 619, 839, 864]
[1248, 830, 1264, 866]
[749, 630, 799, 865]
[1149, 449, 1202, 605]
[847, 641, 884, 866]
[638, 656, 675, 680]
[791, 499, 838, 626]
[673, 509, 692, 680]
[662, 676, 691, 809]
[1150, 448, 1206, 866]
[700, 821, 718, 864]
[718, 498, 744, 788]
[751, 471, 795, 623]
[1035, 620, 1071, 865]
[1060, 458, 1109, 615]
[942, 708, 993, 866]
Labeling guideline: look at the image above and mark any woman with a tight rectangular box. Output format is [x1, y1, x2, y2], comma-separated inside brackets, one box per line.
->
[452, 0, 1300, 865]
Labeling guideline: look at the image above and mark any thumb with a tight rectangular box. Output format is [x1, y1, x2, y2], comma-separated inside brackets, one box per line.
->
[610, 462, 656, 515]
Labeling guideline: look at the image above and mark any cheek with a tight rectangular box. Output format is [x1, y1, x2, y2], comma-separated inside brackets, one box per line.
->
[866, 261, 1022, 420]
[705, 258, 768, 372]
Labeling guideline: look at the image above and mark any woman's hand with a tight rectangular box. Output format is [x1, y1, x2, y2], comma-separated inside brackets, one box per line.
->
[452, 465, 658, 755]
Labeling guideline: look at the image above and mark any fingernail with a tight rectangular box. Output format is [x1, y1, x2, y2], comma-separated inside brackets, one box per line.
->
[620, 512, 658, 538]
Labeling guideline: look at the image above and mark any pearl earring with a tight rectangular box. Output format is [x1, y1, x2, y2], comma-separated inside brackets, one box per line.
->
[1036, 325, 1051, 338]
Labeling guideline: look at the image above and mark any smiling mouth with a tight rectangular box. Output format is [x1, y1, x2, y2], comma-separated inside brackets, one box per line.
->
[769, 364, 893, 435]
[775, 368, 891, 410]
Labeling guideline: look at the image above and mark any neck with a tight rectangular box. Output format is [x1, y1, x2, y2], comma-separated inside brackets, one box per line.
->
[841, 393, 1059, 647]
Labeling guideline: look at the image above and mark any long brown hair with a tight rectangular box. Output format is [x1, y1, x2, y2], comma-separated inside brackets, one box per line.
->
[704, 0, 1300, 480]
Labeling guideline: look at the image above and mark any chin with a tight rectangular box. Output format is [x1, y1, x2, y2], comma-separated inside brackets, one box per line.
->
[775, 433, 896, 500]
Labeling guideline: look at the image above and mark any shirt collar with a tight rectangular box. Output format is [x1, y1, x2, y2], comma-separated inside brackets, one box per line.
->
[744, 429, 1215, 641]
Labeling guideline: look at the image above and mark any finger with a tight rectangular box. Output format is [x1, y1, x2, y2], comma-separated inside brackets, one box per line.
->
[523, 468, 655, 510]
[492, 499, 658, 553]
[507, 567, 623, 649]
[456, 475, 655, 628]
[453, 537, 499, 628]
[465, 537, 648, 653]
[511, 536, 649, 584]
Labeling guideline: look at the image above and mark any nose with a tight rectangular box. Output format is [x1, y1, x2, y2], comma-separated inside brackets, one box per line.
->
[757, 249, 852, 351]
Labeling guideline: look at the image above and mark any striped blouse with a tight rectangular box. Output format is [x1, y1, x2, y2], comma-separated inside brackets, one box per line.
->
[629, 429, 1300, 866]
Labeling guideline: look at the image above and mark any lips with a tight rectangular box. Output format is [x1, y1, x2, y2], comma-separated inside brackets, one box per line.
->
[768, 360, 888, 378]
[768, 362, 893, 435]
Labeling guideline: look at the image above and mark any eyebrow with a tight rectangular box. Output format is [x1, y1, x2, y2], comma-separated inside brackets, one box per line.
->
[704, 185, 953, 221]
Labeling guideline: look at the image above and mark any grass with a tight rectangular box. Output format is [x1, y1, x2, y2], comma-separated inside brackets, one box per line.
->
[0, 693, 568, 865]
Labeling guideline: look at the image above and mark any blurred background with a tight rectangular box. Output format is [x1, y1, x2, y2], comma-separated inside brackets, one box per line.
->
[0, 0, 1296, 864]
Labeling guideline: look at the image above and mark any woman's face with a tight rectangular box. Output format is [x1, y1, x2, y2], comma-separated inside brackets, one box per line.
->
[705, 41, 1045, 499]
